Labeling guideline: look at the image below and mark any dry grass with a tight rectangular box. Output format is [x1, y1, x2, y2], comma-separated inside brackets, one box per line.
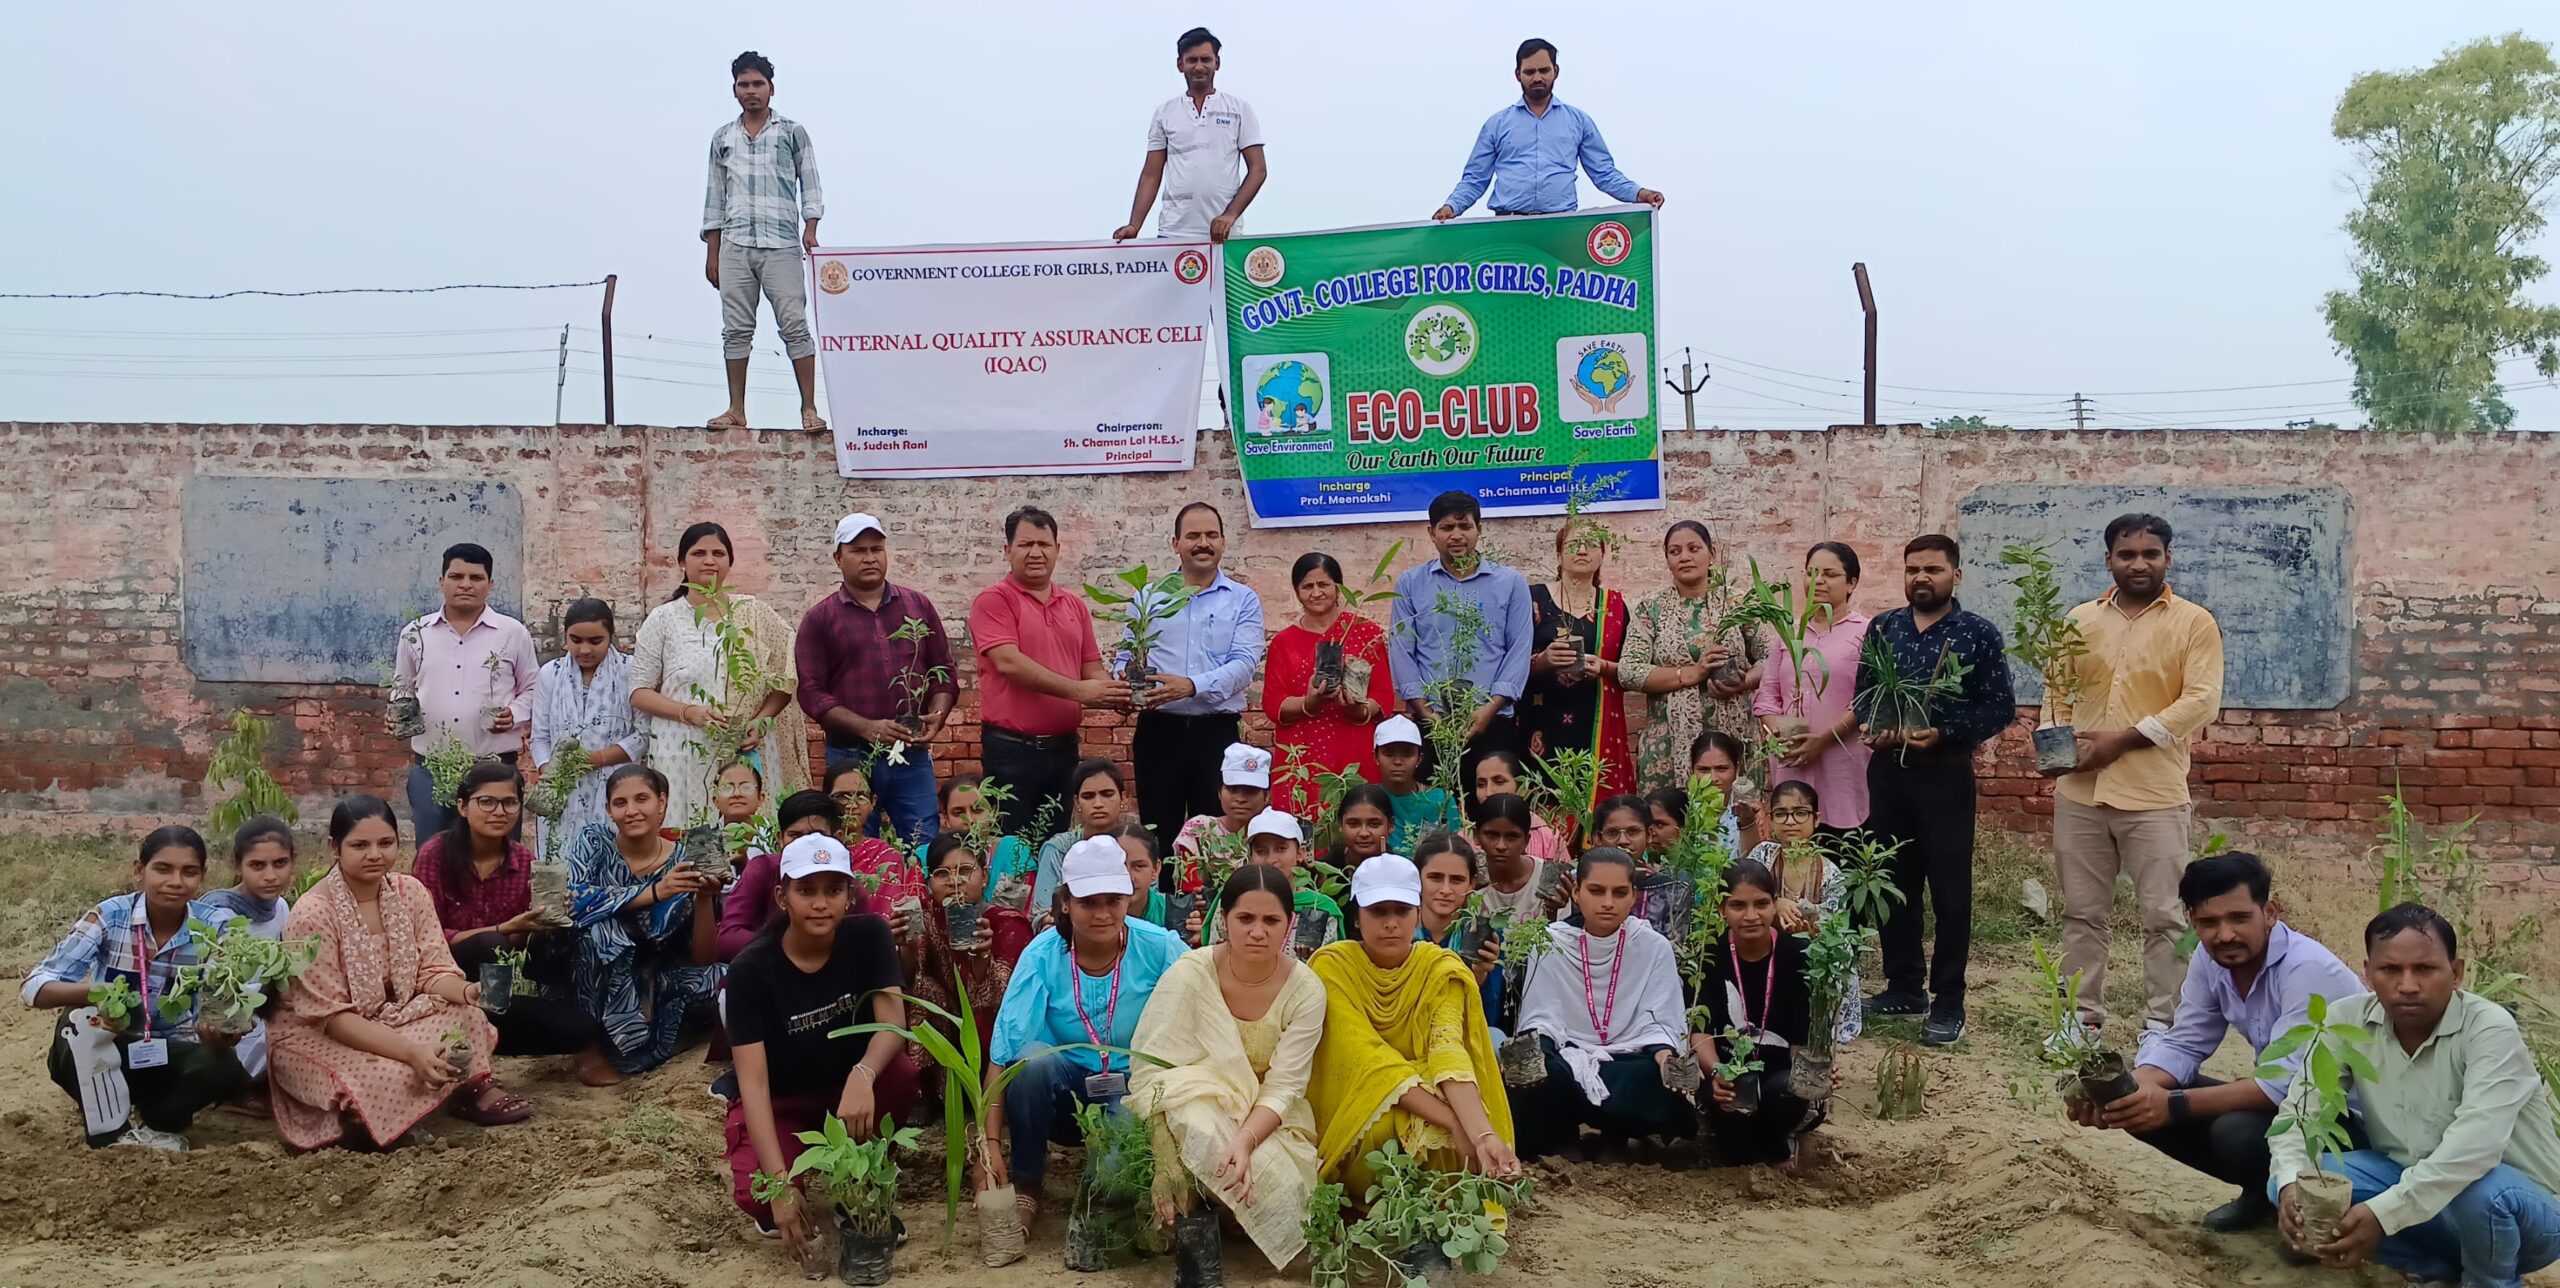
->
[0, 831, 132, 974]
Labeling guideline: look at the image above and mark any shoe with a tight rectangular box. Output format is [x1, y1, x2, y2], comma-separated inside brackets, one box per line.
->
[2202, 1190, 2275, 1233]
[1919, 1011, 1966, 1047]
[112, 1124, 188, 1152]
[894, 1214, 908, 1246]
[709, 1068, 739, 1102]
[753, 1216, 778, 1239]
[1863, 988, 1928, 1017]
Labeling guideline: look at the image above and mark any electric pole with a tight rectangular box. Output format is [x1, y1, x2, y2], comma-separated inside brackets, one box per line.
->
[1852, 264, 1878, 426]
[1662, 347, 1709, 431]
[553, 324, 569, 427]
[2069, 393, 2091, 431]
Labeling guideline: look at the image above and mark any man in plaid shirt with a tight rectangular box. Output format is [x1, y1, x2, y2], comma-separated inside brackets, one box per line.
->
[795, 513, 959, 844]
[702, 49, 826, 433]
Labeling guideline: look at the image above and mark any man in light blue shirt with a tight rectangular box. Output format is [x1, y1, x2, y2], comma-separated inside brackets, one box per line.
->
[1130, 501, 1267, 854]
[1434, 38, 1665, 220]
[2071, 852, 2363, 1234]
[1389, 490, 1535, 788]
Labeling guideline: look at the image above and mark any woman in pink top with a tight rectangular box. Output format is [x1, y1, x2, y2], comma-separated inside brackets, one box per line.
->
[1752, 542, 1873, 829]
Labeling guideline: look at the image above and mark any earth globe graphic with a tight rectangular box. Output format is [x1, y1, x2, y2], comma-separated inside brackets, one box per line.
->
[1256, 360, 1323, 431]
[1575, 348, 1632, 406]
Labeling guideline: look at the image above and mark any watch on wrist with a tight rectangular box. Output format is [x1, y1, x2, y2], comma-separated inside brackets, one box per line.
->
[2166, 1089, 2191, 1123]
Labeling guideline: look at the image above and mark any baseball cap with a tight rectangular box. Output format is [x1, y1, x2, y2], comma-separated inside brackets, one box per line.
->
[1349, 854, 1423, 907]
[834, 513, 886, 546]
[778, 834, 855, 881]
[1245, 808, 1304, 844]
[1061, 835, 1135, 898]
[1374, 715, 1423, 749]
[1221, 743, 1272, 789]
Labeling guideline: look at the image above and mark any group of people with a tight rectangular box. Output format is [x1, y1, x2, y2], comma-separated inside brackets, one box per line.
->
[35, 470, 2560, 1286]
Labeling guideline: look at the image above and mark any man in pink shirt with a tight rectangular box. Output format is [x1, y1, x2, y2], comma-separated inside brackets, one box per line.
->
[389, 542, 539, 837]
[966, 507, 1131, 837]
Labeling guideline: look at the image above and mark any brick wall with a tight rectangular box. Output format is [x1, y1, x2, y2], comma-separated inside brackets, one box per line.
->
[0, 421, 2552, 860]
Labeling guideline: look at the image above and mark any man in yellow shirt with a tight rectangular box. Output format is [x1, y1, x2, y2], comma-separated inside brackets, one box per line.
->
[2048, 514, 2224, 1032]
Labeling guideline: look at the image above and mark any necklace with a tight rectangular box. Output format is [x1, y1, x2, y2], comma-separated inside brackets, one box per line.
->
[1225, 947, 1282, 987]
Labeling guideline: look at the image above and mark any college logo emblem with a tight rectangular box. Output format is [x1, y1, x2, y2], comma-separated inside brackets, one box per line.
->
[1586, 221, 1632, 267]
[1241, 354, 1330, 436]
[1242, 245, 1286, 287]
[816, 260, 851, 295]
[1556, 333, 1649, 423]
[1173, 249, 1208, 285]
[1404, 303, 1478, 379]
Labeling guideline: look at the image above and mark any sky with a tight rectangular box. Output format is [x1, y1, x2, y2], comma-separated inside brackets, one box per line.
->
[3, 2, 2556, 431]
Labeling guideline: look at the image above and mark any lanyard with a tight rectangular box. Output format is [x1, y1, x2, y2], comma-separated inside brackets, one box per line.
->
[1070, 935, 1127, 1074]
[1728, 937, 1777, 1033]
[133, 895, 160, 1037]
[1581, 929, 1627, 1044]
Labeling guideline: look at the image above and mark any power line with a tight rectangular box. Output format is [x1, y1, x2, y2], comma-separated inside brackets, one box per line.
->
[0, 347, 555, 365]
[0, 280, 609, 301]
[0, 325, 563, 341]
[0, 365, 555, 381]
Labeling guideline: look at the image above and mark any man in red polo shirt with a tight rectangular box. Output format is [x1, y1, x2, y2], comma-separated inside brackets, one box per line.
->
[968, 506, 1131, 836]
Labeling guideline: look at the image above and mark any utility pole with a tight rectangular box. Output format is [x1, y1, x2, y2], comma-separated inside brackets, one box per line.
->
[1662, 346, 1709, 431]
[600, 274, 619, 427]
[2069, 393, 2091, 431]
[553, 325, 569, 427]
[1852, 264, 1877, 426]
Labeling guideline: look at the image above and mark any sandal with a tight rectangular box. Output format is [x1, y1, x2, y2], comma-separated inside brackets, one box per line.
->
[705, 408, 748, 430]
[449, 1078, 535, 1126]
[801, 407, 829, 433]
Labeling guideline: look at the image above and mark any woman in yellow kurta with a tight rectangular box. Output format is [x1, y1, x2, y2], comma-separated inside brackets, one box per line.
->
[1307, 855, 1519, 1196]
[1128, 865, 1327, 1272]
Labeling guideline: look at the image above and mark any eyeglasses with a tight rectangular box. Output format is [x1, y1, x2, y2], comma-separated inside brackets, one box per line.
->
[830, 790, 874, 806]
[466, 796, 522, 812]
[1770, 808, 1818, 823]
[930, 863, 983, 881]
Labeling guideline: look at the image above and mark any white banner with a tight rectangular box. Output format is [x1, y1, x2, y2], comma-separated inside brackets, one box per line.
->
[810, 238, 1215, 478]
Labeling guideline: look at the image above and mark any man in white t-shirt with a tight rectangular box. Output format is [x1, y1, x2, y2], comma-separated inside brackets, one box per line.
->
[1111, 27, 1268, 243]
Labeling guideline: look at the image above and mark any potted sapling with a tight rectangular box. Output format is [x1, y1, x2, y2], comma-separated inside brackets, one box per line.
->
[2031, 942, 2137, 1108]
[1319, 541, 1403, 701]
[440, 1026, 472, 1078]
[1448, 890, 1497, 961]
[1082, 565, 1198, 709]
[478, 946, 533, 1013]
[762, 1114, 922, 1286]
[1875, 1043, 1927, 1119]
[1999, 541, 2093, 774]
[1525, 747, 1601, 854]
[680, 811, 735, 885]
[1066, 1099, 1160, 1271]
[882, 615, 950, 757]
[1342, 1141, 1531, 1288]
[1855, 632, 1971, 764]
[2259, 994, 2375, 1250]
[1794, 831, 1904, 1102]
[748, 1172, 838, 1280]
[1754, 558, 1832, 746]
[423, 735, 483, 811]
[1711, 1026, 1769, 1114]
[1709, 558, 1796, 696]
[87, 978, 142, 1028]
[160, 916, 321, 1039]
[1494, 911, 1558, 1087]
[382, 618, 427, 739]
[476, 650, 513, 736]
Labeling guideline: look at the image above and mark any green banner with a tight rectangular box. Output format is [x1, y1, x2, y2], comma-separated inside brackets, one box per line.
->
[1222, 206, 1662, 528]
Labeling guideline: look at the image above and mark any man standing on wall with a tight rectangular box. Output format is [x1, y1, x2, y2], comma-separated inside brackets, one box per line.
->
[1129, 503, 1265, 855]
[701, 50, 826, 434]
[1856, 534, 2016, 1047]
[1389, 490, 1535, 787]
[389, 542, 539, 838]
[794, 513, 958, 844]
[968, 506, 1132, 838]
[1433, 38, 1663, 221]
[2051, 513, 2226, 1034]
[1111, 27, 1267, 244]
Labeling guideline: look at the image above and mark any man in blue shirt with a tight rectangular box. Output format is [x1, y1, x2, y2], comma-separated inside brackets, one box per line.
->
[1853, 533, 2016, 1047]
[1389, 490, 1536, 788]
[1130, 501, 1266, 857]
[1434, 38, 1665, 220]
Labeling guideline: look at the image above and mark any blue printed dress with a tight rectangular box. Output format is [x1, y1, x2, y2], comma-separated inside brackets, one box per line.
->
[566, 823, 718, 1074]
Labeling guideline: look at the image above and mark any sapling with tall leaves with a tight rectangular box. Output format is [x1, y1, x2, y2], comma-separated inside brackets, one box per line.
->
[1069, 1100, 1165, 1264]
[753, 1113, 924, 1239]
[1083, 564, 1198, 707]
[205, 711, 298, 837]
[2259, 993, 2378, 1248]
[2370, 786, 2539, 1006]
[680, 580, 782, 821]
[1854, 632, 1973, 764]
[1523, 747, 1601, 849]
[2029, 940, 2136, 1107]
[1999, 541, 2094, 773]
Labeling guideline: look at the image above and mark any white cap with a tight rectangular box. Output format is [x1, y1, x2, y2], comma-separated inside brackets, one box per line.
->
[1349, 854, 1423, 907]
[1374, 715, 1423, 749]
[778, 834, 854, 881]
[834, 513, 886, 546]
[1061, 835, 1135, 898]
[1245, 808, 1304, 844]
[1220, 743, 1272, 789]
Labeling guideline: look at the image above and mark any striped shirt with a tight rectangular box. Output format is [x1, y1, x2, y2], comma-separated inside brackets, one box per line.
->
[701, 113, 825, 248]
[21, 894, 243, 1040]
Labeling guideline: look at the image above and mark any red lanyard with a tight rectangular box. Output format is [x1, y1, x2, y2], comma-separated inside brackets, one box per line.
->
[1581, 929, 1627, 1043]
[1071, 934, 1127, 1074]
[1728, 937, 1777, 1032]
[133, 895, 159, 1036]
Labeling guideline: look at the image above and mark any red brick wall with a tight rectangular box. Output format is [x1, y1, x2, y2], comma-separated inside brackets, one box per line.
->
[1, 421, 2552, 861]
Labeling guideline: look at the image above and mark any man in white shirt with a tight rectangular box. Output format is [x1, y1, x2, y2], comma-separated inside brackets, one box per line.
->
[1111, 27, 1268, 243]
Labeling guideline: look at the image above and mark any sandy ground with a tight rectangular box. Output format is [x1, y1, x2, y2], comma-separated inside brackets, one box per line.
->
[1, 832, 2547, 1287]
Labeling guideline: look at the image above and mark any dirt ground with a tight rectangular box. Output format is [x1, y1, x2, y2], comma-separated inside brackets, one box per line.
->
[1, 830, 2550, 1288]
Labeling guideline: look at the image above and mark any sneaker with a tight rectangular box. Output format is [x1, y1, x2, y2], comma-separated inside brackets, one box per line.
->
[1863, 988, 1928, 1017]
[894, 1214, 908, 1246]
[112, 1124, 188, 1152]
[753, 1215, 778, 1239]
[2202, 1190, 2274, 1233]
[1919, 1011, 1966, 1047]
[709, 1068, 739, 1102]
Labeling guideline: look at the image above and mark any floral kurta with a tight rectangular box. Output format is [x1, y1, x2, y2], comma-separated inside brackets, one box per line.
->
[630, 593, 807, 827]
[529, 649, 648, 859]
[1618, 581, 1769, 790]
[269, 870, 498, 1150]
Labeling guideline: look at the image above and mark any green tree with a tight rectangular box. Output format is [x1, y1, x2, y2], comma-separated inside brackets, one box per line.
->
[1927, 414, 2007, 431]
[2323, 33, 2560, 432]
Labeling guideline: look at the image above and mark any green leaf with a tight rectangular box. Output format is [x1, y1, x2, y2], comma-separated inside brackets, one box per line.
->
[2258, 1026, 2312, 1064]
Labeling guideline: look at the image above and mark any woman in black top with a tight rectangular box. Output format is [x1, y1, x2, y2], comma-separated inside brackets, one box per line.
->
[1687, 860, 1826, 1166]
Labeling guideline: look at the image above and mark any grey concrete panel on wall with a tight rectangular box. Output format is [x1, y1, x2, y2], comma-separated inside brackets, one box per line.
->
[181, 477, 523, 684]
[1954, 485, 2351, 710]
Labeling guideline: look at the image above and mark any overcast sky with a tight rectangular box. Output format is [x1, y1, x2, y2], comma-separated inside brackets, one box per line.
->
[4, 2, 2555, 430]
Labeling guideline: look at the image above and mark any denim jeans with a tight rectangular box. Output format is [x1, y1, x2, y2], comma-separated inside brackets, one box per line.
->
[1000, 1051, 1111, 1191]
[2269, 1151, 2560, 1288]
[825, 743, 940, 845]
